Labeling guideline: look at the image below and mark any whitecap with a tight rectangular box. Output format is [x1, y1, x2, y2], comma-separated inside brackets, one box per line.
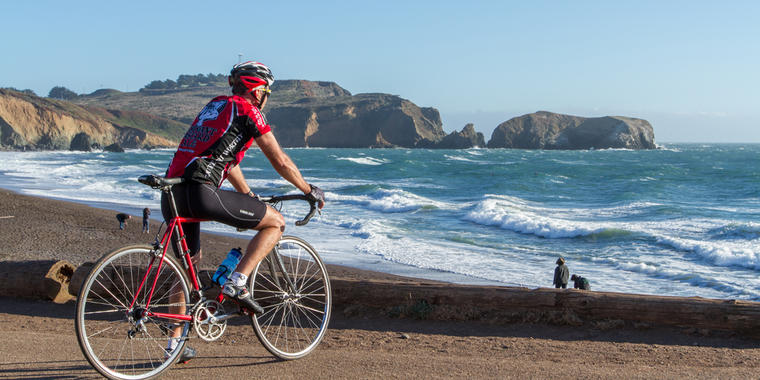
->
[656, 234, 760, 271]
[463, 198, 607, 238]
[336, 157, 388, 165]
[330, 188, 449, 213]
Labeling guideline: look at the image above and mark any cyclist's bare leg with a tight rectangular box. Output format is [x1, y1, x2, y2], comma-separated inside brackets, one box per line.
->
[235, 205, 285, 276]
[169, 251, 202, 343]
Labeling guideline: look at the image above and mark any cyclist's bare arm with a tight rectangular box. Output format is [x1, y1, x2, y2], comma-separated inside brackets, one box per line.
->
[227, 164, 254, 195]
[256, 132, 311, 194]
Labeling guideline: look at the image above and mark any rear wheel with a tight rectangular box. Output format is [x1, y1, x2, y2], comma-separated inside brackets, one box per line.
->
[249, 236, 332, 360]
[75, 245, 191, 380]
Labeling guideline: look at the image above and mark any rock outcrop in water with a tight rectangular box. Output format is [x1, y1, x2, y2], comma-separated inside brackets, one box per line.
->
[0, 89, 176, 150]
[487, 111, 656, 150]
[436, 124, 486, 149]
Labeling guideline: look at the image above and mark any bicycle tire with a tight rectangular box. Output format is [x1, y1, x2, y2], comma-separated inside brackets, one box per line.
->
[75, 244, 192, 380]
[249, 235, 332, 360]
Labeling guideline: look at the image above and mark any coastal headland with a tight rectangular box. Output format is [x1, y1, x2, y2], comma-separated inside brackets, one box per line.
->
[1, 77, 655, 151]
[0, 189, 758, 378]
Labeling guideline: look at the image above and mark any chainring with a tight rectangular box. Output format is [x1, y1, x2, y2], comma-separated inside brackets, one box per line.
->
[193, 299, 227, 342]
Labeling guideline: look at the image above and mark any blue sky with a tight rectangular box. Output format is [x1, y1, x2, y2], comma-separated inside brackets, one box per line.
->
[2, 1, 758, 142]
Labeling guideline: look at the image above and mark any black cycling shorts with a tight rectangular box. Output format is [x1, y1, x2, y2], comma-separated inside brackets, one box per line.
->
[160, 182, 268, 257]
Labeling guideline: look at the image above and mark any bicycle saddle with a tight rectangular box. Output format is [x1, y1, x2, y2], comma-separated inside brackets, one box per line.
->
[138, 174, 185, 189]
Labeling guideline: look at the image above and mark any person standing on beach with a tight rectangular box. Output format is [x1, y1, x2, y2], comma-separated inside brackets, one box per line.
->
[115, 213, 130, 230]
[161, 60, 325, 362]
[142, 207, 150, 233]
[553, 257, 569, 289]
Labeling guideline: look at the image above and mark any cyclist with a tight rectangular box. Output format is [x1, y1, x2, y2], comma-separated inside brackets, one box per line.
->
[161, 60, 325, 362]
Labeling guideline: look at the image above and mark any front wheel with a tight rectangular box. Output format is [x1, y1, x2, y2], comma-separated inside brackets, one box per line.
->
[249, 236, 332, 360]
[75, 245, 192, 380]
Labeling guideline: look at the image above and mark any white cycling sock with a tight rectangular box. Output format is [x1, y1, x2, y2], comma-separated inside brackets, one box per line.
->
[166, 337, 179, 351]
[229, 271, 248, 287]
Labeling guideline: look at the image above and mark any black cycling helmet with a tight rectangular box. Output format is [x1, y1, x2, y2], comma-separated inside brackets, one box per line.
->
[230, 61, 274, 92]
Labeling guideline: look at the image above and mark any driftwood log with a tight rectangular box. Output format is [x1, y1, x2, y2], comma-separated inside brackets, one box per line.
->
[330, 279, 760, 335]
[0, 260, 75, 303]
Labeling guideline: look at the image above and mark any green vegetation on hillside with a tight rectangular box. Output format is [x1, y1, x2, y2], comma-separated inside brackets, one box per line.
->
[49, 86, 78, 100]
[141, 73, 227, 91]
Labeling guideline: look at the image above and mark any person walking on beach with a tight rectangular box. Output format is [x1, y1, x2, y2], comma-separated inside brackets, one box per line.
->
[571, 274, 591, 290]
[115, 213, 130, 230]
[553, 257, 569, 289]
[142, 207, 151, 233]
[160, 60, 325, 363]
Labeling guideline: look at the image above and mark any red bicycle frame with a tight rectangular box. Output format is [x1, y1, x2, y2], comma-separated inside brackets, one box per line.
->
[128, 215, 207, 322]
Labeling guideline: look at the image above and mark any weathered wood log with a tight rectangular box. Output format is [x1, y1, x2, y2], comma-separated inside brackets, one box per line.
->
[330, 279, 760, 334]
[69, 262, 94, 295]
[0, 260, 75, 303]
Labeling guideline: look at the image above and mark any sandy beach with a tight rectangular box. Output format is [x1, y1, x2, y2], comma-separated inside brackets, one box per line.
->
[1, 188, 759, 379]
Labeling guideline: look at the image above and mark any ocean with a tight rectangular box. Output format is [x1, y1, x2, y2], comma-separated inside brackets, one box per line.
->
[1, 144, 758, 300]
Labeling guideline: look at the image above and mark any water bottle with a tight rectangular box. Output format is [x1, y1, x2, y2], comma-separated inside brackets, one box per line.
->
[213, 247, 242, 286]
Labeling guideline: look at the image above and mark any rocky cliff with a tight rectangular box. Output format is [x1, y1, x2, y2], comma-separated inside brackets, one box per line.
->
[267, 93, 446, 148]
[73, 80, 451, 148]
[487, 111, 656, 149]
[0, 89, 175, 150]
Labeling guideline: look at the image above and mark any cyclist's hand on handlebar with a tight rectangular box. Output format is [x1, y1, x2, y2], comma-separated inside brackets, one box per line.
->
[306, 184, 325, 209]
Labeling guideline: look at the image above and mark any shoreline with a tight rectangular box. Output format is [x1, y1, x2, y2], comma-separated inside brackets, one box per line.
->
[3, 188, 760, 333]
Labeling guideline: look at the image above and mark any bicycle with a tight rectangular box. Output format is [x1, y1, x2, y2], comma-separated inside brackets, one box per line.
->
[75, 175, 332, 380]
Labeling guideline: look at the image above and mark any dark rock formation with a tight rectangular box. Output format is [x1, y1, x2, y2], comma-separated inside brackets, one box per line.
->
[425, 124, 485, 149]
[36, 135, 70, 150]
[0, 117, 28, 148]
[487, 111, 656, 150]
[104, 143, 124, 152]
[69, 132, 94, 151]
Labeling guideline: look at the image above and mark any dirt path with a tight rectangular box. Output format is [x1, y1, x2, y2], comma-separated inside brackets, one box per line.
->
[1, 297, 759, 380]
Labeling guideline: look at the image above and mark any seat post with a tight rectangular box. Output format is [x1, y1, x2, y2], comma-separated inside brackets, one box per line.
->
[164, 185, 181, 220]
[164, 185, 186, 258]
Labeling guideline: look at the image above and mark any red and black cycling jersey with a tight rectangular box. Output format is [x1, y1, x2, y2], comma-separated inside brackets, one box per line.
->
[166, 95, 271, 187]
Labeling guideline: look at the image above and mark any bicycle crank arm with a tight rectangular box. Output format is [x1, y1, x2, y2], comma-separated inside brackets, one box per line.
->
[208, 312, 243, 323]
